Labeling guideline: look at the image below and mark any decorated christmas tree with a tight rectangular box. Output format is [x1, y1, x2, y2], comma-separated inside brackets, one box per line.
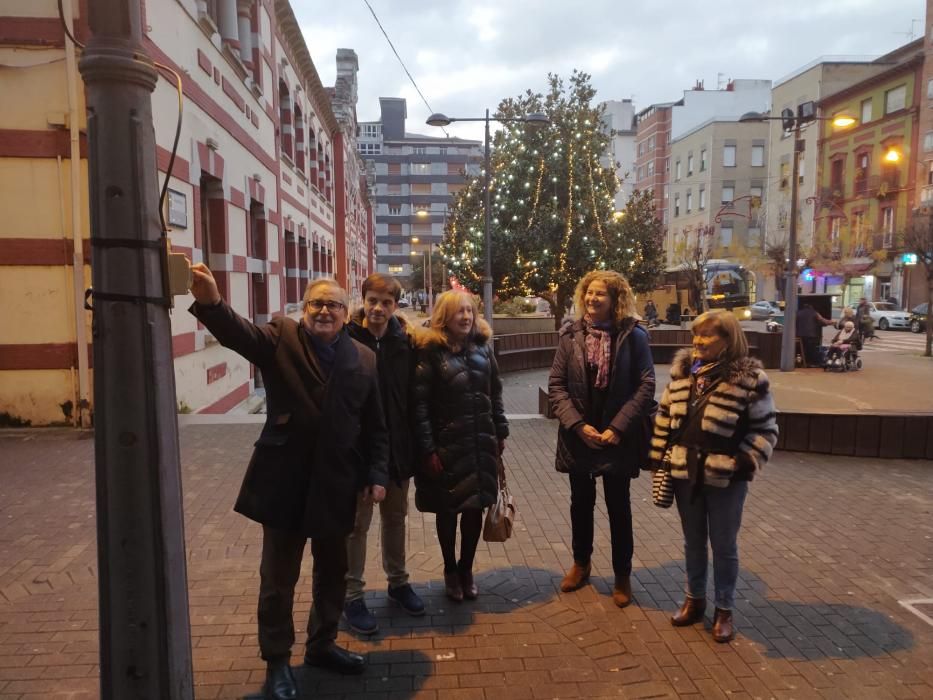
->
[442, 71, 665, 328]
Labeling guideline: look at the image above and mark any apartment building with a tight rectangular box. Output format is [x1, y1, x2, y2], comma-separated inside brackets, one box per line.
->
[668, 119, 769, 264]
[358, 98, 482, 278]
[634, 103, 674, 225]
[0, 0, 371, 423]
[762, 58, 894, 299]
[598, 99, 637, 209]
[813, 41, 924, 307]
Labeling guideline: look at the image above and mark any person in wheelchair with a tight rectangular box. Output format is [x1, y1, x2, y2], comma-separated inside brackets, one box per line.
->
[825, 321, 861, 370]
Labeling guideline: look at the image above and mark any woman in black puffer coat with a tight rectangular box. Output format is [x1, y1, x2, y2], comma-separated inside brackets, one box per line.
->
[412, 290, 509, 602]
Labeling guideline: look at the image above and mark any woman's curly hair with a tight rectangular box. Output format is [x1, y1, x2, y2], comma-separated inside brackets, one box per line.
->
[572, 270, 637, 325]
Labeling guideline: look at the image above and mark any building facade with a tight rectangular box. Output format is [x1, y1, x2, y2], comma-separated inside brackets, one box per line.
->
[763, 58, 909, 300]
[358, 98, 482, 279]
[0, 0, 372, 424]
[634, 103, 673, 226]
[812, 42, 923, 308]
[667, 119, 769, 266]
[670, 79, 772, 141]
[598, 99, 637, 209]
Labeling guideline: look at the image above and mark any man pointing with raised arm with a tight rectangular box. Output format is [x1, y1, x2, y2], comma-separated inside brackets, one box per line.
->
[189, 263, 388, 700]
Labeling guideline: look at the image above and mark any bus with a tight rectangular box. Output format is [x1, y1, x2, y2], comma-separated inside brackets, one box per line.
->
[648, 260, 757, 322]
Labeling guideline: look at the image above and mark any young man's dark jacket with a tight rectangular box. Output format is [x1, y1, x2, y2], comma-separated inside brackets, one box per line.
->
[189, 300, 389, 538]
[346, 309, 415, 482]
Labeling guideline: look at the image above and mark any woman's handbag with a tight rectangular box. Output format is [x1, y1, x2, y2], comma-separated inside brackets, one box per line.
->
[651, 467, 674, 508]
[483, 458, 516, 542]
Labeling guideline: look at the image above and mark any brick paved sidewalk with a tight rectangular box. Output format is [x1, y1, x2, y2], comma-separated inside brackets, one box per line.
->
[1, 422, 932, 699]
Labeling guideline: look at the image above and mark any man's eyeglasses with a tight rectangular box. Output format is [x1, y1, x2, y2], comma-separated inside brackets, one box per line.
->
[306, 299, 346, 312]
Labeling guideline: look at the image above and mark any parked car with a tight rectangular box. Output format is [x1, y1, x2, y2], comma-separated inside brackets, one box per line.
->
[867, 301, 911, 330]
[910, 303, 929, 333]
[749, 300, 782, 320]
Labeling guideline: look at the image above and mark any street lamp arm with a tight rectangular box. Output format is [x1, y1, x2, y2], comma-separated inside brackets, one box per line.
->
[426, 112, 550, 128]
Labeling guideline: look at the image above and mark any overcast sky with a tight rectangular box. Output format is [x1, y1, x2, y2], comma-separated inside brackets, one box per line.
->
[296, 0, 924, 142]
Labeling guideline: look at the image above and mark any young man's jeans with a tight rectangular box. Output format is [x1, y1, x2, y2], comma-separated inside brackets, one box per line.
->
[569, 471, 634, 577]
[672, 478, 748, 610]
[345, 478, 410, 601]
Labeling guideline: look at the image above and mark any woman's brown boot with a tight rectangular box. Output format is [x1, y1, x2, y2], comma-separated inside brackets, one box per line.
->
[612, 575, 632, 608]
[670, 597, 706, 626]
[559, 562, 591, 592]
[712, 608, 734, 643]
[444, 572, 464, 602]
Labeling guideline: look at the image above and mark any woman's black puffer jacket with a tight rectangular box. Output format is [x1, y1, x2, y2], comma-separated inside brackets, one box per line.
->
[412, 318, 509, 514]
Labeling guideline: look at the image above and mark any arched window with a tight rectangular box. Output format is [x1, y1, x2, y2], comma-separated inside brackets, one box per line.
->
[294, 104, 305, 173]
[279, 80, 293, 160]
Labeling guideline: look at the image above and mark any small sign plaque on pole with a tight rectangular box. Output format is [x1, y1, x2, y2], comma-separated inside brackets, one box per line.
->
[167, 189, 187, 228]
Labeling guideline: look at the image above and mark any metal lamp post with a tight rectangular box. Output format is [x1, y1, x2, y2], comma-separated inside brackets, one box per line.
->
[426, 110, 549, 329]
[739, 105, 856, 372]
[410, 237, 433, 315]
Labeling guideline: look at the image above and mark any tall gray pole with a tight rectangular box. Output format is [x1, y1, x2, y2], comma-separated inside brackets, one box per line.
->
[427, 243, 434, 315]
[483, 109, 494, 328]
[780, 122, 803, 372]
[78, 1, 194, 697]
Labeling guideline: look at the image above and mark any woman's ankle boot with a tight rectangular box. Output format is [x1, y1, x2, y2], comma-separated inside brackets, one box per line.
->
[444, 572, 463, 602]
[559, 562, 591, 592]
[670, 597, 706, 626]
[712, 608, 734, 642]
[612, 575, 632, 608]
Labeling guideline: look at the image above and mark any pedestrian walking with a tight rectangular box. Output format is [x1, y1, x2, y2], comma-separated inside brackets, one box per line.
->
[650, 310, 778, 642]
[548, 270, 657, 607]
[343, 273, 424, 633]
[412, 290, 509, 602]
[189, 266, 389, 700]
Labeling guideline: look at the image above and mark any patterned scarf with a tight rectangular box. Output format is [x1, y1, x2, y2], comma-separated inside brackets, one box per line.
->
[584, 315, 613, 389]
[690, 359, 723, 399]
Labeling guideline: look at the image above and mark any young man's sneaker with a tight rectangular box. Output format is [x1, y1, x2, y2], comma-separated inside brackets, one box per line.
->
[343, 598, 378, 634]
[387, 584, 425, 616]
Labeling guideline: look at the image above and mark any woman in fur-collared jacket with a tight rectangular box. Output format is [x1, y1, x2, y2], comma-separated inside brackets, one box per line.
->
[650, 310, 778, 643]
[412, 290, 509, 603]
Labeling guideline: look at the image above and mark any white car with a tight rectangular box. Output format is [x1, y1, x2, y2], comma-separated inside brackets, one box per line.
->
[749, 300, 782, 320]
[868, 301, 911, 330]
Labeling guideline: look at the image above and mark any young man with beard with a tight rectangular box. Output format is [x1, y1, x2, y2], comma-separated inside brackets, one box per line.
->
[343, 273, 425, 633]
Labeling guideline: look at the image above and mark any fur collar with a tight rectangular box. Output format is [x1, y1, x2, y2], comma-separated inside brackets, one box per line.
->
[412, 317, 493, 350]
[670, 348, 763, 384]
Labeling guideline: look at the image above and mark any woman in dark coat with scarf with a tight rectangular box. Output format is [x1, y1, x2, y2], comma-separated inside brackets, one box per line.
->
[548, 270, 656, 607]
[412, 290, 509, 602]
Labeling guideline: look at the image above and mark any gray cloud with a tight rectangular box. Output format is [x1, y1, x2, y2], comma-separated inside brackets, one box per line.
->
[295, 0, 922, 141]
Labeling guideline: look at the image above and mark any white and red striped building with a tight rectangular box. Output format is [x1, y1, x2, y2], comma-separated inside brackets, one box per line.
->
[0, 0, 374, 423]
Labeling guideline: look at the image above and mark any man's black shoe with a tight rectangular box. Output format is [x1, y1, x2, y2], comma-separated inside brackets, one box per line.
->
[303, 644, 366, 675]
[264, 659, 297, 700]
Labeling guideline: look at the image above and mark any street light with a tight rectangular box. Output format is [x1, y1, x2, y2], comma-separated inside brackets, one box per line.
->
[426, 110, 550, 328]
[739, 103, 856, 372]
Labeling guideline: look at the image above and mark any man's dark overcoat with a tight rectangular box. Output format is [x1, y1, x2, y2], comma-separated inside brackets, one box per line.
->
[190, 301, 389, 538]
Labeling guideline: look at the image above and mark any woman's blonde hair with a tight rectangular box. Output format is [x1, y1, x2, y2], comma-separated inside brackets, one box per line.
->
[429, 290, 481, 340]
[572, 270, 637, 325]
[691, 309, 749, 362]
